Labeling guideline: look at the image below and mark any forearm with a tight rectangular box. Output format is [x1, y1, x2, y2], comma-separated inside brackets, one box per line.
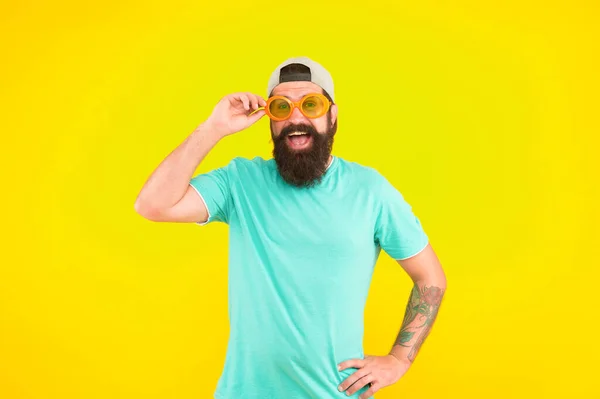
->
[134, 122, 222, 212]
[389, 280, 446, 364]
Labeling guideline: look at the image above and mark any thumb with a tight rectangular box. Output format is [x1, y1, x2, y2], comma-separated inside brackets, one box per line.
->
[247, 109, 266, 125]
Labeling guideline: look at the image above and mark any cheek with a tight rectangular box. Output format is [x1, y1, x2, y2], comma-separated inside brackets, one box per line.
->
[270, 121, 283, 137]
[313, 118, 327, 132]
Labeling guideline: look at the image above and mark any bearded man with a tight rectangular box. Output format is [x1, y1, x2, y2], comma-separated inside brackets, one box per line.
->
[134, 56, 447, 399]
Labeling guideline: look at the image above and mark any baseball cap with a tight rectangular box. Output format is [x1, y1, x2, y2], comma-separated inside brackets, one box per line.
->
[267, 56, 335, 102]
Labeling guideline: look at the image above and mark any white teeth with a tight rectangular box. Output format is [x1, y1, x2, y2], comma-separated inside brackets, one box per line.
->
[289, 132, 307, 136]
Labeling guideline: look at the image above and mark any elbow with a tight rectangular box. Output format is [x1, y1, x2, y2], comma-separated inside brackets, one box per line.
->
[415, 272, 447, 292]
[427, 271, 447, 290]
[134, 199, 164, 221]
[438, 276, 448, 292]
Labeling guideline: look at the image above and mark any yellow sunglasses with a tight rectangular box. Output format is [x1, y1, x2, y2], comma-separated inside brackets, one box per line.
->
[256, 93, 332, 121]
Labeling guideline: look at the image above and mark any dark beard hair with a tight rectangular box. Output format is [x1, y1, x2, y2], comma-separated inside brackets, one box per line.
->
[271, 114, 335, 188]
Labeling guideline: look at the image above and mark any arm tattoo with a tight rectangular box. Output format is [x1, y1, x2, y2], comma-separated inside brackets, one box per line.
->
[393, 283, 444, 362]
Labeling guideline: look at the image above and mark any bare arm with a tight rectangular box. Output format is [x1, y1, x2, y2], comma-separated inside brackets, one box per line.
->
[134, 123, 222, 223]
[134, 92, 267, 223]
[335, 244, 446, 398]
[389, 243, 447, 364]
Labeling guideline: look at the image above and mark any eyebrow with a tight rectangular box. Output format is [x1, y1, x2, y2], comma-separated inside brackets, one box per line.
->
[274, 92, 317, 101]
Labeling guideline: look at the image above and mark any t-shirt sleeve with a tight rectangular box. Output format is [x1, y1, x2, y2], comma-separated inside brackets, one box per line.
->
[374, 176, 429, 260]
[188, 161, 233, 225]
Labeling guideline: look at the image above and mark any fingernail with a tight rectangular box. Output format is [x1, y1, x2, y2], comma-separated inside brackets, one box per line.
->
[338, 385, 343, 391]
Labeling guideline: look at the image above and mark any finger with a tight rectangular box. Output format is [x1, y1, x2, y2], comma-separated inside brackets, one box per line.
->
[359, 381, 380, 399]
[338, 359, 366, 371]
[349, 375, 377, 397]
[251, 94, 266, 108]
[237, 94, 250, 111]
[337, 369, 370, 393]
[247, 109, 265, 124]
[248, 94, 259, 110]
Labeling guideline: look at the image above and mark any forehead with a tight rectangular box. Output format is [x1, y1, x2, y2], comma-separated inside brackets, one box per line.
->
[271, 81, 323, 100]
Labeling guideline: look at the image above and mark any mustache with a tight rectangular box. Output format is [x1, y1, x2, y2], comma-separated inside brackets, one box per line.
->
[279, 124, 318, 138]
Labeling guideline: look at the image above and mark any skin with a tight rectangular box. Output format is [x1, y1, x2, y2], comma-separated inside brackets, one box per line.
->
[269, 81, 338, 156]
[337, 244, 447, 398]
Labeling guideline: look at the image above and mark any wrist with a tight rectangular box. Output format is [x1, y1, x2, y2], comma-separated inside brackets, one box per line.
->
[389, 347, 413, 367]
[194, 121, 226, 143]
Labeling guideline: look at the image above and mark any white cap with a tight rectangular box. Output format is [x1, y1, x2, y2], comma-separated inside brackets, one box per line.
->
[267, 56, 335, 102]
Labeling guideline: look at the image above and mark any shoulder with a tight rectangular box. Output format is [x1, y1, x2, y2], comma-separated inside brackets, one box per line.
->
[226, 156, 273, 172]
[336, 157, 388, 187]
[222, 156, 277, 186]
[336, 158, 407, 207]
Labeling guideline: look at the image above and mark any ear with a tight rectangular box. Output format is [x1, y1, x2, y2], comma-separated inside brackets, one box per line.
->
[330, 103, 338, 125]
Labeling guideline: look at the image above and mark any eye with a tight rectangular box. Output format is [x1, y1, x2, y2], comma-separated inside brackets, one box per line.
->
[278, 103, 289, 109]
[305, 102, 316, 108]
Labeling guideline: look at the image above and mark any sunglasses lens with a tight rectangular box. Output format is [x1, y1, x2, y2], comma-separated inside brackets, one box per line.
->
[301, 95, 326, 118]
[269, 98, 292, 119]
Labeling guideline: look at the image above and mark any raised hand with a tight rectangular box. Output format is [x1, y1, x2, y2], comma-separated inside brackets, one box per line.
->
[204, 92, 267, 138]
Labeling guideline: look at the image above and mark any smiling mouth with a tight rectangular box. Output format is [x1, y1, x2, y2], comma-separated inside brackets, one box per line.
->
[287, 132, 313, 149]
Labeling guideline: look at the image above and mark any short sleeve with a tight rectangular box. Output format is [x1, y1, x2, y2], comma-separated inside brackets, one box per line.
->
[374, 177, 429, 260]
[189, 161, 233, 225]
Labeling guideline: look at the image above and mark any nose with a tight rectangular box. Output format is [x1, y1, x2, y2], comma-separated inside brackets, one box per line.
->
[287, 105, 307, 124]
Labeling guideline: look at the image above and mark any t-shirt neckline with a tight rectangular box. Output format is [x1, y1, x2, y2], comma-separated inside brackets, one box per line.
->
[325, 155, 335, 171]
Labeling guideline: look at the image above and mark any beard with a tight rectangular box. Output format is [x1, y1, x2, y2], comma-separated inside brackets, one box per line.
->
[271, 114, 335, 188]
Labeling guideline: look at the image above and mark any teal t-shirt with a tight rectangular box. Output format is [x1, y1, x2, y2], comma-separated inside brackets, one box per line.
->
[189, 155, 429, 399]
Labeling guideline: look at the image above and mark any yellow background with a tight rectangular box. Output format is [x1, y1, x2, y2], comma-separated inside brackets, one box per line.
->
[1, 1, 598, 398]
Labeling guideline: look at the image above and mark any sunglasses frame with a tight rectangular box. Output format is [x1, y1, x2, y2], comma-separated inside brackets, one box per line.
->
[263, 93, 332, 121]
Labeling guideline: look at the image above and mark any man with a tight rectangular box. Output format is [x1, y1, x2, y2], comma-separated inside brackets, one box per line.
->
[134, 56, 447, 399]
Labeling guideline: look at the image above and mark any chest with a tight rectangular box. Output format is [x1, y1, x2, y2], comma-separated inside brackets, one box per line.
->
[232, 185, 378, 259]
